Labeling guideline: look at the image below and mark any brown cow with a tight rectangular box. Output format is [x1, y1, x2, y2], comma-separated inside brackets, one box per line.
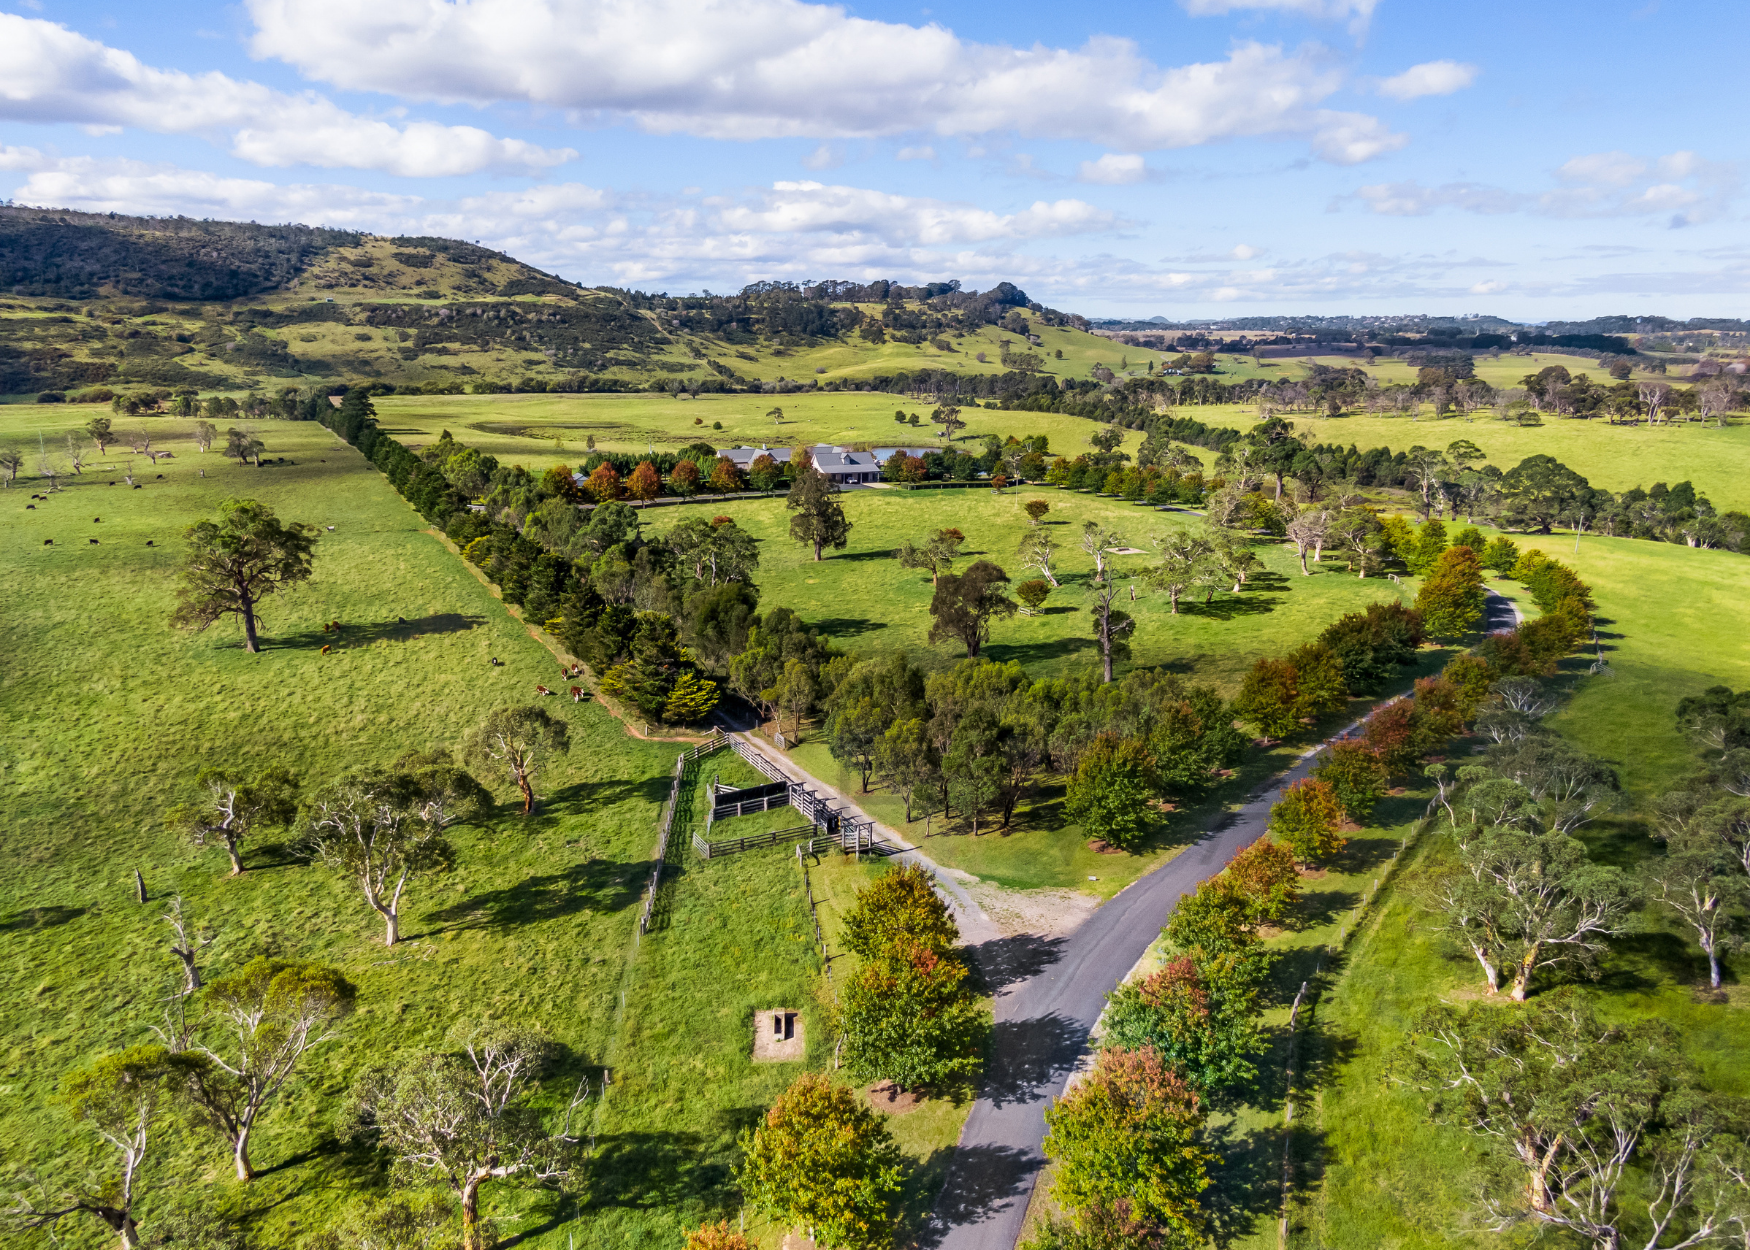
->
[535, 685, 555, 696]
[570, 686, 585, 702]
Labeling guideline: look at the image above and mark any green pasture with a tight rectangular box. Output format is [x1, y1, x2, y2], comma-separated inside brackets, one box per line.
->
[1179, 401, 1750, 512]
[0, 409, 939, 1249]
[370, 388, 1147, 470]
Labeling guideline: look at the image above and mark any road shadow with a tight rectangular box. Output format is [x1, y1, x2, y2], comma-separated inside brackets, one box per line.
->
[917, 1143, 1042, 1248]
[423, 858, 644, 933]
[270, 612, 487, 651]
[966, 933, 1067, 995]
[977, 1011, 1087, 1108]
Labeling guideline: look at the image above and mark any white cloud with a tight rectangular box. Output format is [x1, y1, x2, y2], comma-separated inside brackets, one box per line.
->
[0, 13, 575, 177]
[1471, 280, 1507, 295]
[1178, 0, 1378, 22]
[245, 2, 1400, 162]
[1556, 151, 1646, 186]
[1230, 243, 1261, 259]
[896, 146, 936, 161]
[1078, 153, 1148, 184]
[801, 144, 842, 170]
[1377, 60, 1479, 101]
[1306, 110, 1407, 163]
[1177, 0, 1380, 36]
[1351, 180, 1526, 216]
[1348, 151, 1741, 227]
[715, 180, 1119, 245]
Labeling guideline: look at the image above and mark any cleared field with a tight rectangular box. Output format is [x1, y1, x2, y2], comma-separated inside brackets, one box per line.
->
[1177, 401, 1750, 512]
[371, 388, 1144, 469]
[0, 408, 930, 1248]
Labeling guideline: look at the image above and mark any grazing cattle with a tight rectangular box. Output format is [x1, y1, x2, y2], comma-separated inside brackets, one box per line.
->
[155, 474, 164, 479]
[321, 644, 332, 655]
[397, 616, 406, 624]
[43, 539, 52, 545]
[325, 525, 335, 531]
[93, 517, 100, 523]
[145, 541, 153, 547]
[489, 657, 504, 666]
[535, 685, 555, 696]
[89, 539, 99, 545]
[132, 484, 141, 490]
[25, 504, 34, 510]
[109, 481, 116, 486]
[570, 686, 585, 702]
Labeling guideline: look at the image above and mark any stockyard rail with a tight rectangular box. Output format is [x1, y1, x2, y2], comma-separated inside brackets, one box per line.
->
[690, 733, 895, 860]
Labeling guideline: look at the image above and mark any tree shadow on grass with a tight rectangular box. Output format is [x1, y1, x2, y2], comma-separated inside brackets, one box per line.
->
[422, 858, 645, 934]
[1597, 931, 1704, 992]
[812, 616, 889, 639]
[1203, 1122, 1292, 1247]
[269, 612, 488, 652]
[0, 905, 87, 931]
[584, 1131, 732, 1213]
[1178, 594, 1283, 621]
[830, 549, 902, 562]
[985, 636, 1095, 666]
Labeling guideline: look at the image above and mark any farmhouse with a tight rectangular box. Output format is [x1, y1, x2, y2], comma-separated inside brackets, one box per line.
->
[717, 444, 933, 486]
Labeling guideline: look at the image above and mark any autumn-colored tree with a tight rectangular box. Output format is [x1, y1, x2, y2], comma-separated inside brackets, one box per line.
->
[1233, 657, 1301, 742]
[709, 455, 743, 493]
[1270, 778, 1346, 865]
[1311, 740, 1389, 822]
[1041, 1046, 1214, 1241]
[684, 1222, 751, 1250]
[1415, 544, 1486, 641]
[625, 460, 662, 502]
[584, 462, 622, 503]
[669, 458, 701, 496]
[1411, 675, 1465, 750]
[1363, 700, 1420, 772]
[1024, 499, 1050, 525]
[1287, 642, 1348, 721]
[1100, 956, 1264, 1094]
[1441, 652, 1497, 719]
[841, 863, 958, 958]
[737, 1073, 903, 1249]
[539, 464, 584, 503]
[1224, 837, 1300, 925]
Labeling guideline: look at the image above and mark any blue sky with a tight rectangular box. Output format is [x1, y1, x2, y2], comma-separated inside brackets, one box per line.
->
[0, 0, 1743, 320]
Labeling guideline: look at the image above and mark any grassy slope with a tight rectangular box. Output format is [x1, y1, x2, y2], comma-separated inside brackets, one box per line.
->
[1262, 528, 1750, 1245]
[0, 409, 931, 1249]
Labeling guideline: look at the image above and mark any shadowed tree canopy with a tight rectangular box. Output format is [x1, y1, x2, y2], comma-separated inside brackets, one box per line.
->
[785, 466, 852, 561]
[927, 559, 1016, 658]
[171, 498, 317, 653]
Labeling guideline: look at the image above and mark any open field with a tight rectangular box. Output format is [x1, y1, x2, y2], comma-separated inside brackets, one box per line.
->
[0, 408, 957, 1248]
[370, 388, 1148, 469]
[1181, 401, 1750, 512]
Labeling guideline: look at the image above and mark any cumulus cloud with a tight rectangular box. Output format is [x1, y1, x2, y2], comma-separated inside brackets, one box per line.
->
[896, 146, 936, 161]
[245, 1, 1400, 162]
[0, 13, 575, 177]
[1377, 60, 1479, 100]
[713, 181, 1119, 245]
[1078, 153, 1149, 184]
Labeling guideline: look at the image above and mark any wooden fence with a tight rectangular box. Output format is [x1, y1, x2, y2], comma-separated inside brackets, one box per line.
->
[636, 734, 730, 939]
[687, 734, 886, 859]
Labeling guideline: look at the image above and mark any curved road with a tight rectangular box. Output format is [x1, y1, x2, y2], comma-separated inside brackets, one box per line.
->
[924, 587, 1524, 1249]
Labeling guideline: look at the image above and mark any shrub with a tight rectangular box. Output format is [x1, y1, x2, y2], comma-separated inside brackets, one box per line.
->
[1480, 535, 1519, 575]
[841, 863, 958, 959]
[1100, 955, 1263, 1094]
